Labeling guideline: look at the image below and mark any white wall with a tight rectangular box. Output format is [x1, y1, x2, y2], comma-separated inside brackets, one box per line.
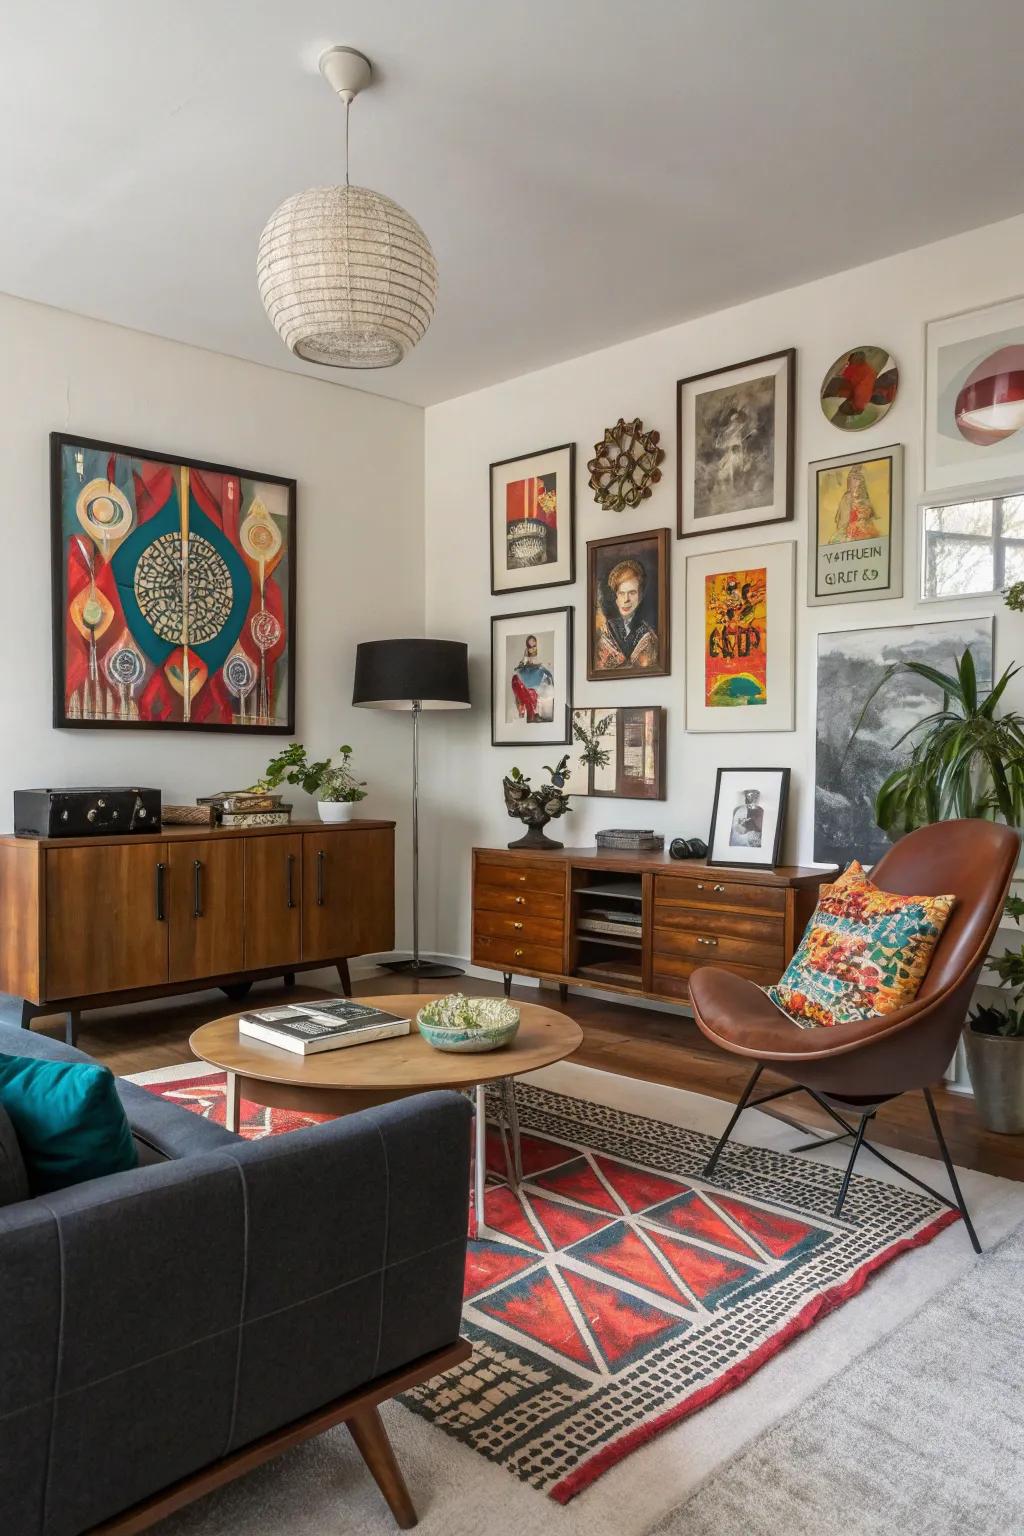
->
[0, 292, 425, 946]
[423, 212, 1024, 962]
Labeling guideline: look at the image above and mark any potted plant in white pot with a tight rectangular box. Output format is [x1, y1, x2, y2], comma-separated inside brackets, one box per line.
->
[259, 743, 367, 823]
[849, 646, 1024, 1132]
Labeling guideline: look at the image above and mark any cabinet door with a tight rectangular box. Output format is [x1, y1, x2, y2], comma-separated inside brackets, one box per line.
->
[243, 834, 303, 970]
[168, 838, 245, 983]
[45, 843, 170, 999]
[302, 829, 394, 963]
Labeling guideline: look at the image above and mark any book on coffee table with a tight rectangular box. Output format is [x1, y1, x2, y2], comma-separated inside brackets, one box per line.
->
[238, 999, 410, 1055]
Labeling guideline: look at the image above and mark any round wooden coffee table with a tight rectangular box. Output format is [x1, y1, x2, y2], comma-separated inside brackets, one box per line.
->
[189, 993, 583, 1232]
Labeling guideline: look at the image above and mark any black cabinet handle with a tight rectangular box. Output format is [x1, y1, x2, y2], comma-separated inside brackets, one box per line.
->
[316, 848, 325, 907]
[286, 852, 295, 909]
[193, 858, 203, 919]
[155, 862, 166, 922]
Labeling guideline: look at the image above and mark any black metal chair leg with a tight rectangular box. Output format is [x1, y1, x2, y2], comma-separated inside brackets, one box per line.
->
[923, 1087, 982, 1254]
[703, 1064, 763, 1178]
[833, 1113, 870, 1217]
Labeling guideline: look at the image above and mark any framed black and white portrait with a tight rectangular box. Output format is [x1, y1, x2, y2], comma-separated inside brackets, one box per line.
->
[708, 766, 790, 869]
[677, 349, 795, 538]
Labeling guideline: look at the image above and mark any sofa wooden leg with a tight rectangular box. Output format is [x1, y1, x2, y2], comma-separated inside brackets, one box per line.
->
[347, 1406, 418, 1529]
[337, 958, 353, 997]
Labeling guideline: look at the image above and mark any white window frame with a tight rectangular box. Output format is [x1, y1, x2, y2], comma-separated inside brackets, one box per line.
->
[917, 475, 1024, 605]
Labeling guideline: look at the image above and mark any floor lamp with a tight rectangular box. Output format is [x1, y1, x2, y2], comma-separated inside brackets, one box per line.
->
[353, 638, 471, 978]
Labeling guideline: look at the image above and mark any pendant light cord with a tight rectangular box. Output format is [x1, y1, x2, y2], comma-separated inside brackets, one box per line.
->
[344, 96, 351, 187]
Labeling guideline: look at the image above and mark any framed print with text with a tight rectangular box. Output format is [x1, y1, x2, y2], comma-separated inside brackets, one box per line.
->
[685, 540, 795, 731]
[807, 443, 903, 606]
[490, 605, 573, 746]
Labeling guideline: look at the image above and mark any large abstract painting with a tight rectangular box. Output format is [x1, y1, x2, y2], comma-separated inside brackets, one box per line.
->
[814, 616, 993, 866]
[51, 433, 295, 731]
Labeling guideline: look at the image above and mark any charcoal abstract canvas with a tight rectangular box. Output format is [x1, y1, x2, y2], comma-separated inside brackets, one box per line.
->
[814, 616, 993, 866]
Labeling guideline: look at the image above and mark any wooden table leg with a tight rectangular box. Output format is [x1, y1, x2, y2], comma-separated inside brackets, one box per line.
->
[474, 1083, 487, 1237]
[225, 1071, 241, 1134]
[347, 1405, 418, 1530]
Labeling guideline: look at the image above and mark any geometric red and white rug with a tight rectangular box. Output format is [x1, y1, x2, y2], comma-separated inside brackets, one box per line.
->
[144, 1070, 956, 1503]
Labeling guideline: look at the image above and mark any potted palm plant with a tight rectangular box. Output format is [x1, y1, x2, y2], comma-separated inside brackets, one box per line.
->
[259, 743, 367, 823]
[849, 646, 1024, 1131]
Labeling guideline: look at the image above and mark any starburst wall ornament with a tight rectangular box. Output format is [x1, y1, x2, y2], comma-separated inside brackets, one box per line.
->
[587, 417, 665, 511]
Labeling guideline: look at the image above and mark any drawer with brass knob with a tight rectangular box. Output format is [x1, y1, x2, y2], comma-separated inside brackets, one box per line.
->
[654, 873, 786, 916]
[653, 925, 785, 970]
[475, 856, 565, 896]
[473, 908, 563, 946]
[471, 932, 564, 975]
[473, 884, 564, 921]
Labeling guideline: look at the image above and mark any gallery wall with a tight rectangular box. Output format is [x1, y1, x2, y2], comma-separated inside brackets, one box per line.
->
[0, 291, 425, 948]
[421, 210, 1024, 964]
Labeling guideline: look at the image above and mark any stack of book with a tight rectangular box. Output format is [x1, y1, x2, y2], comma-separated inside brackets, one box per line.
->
[239, 998, 410, 1055]
[197, 790, 293, 827]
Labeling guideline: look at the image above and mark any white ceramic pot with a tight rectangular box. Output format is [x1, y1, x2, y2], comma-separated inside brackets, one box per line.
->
[317, 800, 355, 823]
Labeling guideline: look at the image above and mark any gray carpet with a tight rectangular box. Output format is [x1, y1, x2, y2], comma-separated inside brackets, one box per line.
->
[654, 1221, 1024, 1536]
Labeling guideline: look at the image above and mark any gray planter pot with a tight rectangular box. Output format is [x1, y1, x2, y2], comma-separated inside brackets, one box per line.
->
[964, 1028, 1024, 1134]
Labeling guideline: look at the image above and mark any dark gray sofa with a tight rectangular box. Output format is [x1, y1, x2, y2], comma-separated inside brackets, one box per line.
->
[0, 1022, 472, 1536]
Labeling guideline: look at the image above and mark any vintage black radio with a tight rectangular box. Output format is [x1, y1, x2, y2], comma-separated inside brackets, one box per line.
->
[14, 787, 162, 838]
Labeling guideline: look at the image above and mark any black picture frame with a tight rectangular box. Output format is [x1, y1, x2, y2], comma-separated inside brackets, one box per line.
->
[676, 348, 796, 539]
[586, 527, 671, 681]
[490, 605, 573, 746]
[50, 431, 297, 734]
[490, 442, 576, 596]
[707, 766, 791, 869]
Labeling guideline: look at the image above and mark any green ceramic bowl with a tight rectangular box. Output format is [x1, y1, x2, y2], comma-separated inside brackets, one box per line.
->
[417, 994, 521, 1053]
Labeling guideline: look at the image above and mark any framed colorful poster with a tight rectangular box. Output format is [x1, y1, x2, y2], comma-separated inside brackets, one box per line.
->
[491, 606, 573, 746]
[676, 349, 795, 538]
[926, 297, 1024, 491]
[807, 444, 903, 606]
[586, 527, 670, 681]
[708, 766, 790, 869]
[50, 432, 295, 732]
[490, 443, 575, 595]
[565, 706, 666, 799]
[685, 540, 795, 732]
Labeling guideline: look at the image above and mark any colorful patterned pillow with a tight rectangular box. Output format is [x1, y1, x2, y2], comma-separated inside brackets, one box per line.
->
[766, 861, 955, 1029]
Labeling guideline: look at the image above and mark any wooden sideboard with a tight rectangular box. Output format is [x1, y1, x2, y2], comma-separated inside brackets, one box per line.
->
[471, 846, 833, 1007]
[0, 820, 395, 1044]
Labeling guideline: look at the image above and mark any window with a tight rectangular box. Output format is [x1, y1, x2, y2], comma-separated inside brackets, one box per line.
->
[921, 491, 1024, 600]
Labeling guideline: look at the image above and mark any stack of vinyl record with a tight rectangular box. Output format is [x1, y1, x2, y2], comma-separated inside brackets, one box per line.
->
[196, 790, 293, 827]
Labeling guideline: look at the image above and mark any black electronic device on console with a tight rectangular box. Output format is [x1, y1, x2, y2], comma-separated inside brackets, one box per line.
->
[669, 836, 709, 860]
[14, 787, 162, 838]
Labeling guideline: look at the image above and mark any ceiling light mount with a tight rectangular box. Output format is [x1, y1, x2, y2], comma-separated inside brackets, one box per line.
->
[318, 45, 372, 105]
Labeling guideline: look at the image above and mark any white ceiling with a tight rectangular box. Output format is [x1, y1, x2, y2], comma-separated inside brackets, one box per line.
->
[3, 0, 1024, 407]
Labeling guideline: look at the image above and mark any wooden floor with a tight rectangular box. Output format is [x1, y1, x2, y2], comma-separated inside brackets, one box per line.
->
[26, 969, 1024, 1183]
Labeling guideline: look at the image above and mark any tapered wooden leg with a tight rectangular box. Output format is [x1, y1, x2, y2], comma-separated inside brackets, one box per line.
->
[283, 971, 296, 988]
[19, 999, 36, 1031]
[337, 959, 352, 997]
[65, 1010, 80, 1048]
[502, 972, 512, 998]
[346, 1406, 418, 1529]
[558, 984, 568, 1004]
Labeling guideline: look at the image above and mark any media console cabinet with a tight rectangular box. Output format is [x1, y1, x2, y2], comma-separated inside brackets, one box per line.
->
[0, 819, 395, 1045]
[472, 846, 833, 1006]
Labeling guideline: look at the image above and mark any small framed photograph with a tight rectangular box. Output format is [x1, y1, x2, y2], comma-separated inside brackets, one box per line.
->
[676, 349, 795, 538]
[491, 606, 573, 746]
[565, 706, 666, 799]
[685, 540, 796, 732]
[586, 527, 671, 680]
[708, 767, 790, 869]
[807, 443, 903, 606]
[490, 443, 575, 595]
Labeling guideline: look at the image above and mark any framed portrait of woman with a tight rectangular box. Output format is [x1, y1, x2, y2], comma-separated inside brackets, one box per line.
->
[586, 528, 670, 681]
[490, 605, 573, 746]
[807, 444, 903, 606]
[676, 349, 795, 538]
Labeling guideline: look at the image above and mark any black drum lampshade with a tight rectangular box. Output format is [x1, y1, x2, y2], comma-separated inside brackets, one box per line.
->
[352, 638, 470, 710]
[352, 638, 470, 978]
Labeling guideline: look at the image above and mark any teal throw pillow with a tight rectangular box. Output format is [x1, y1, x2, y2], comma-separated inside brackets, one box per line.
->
[0, 1054, 138, 1194]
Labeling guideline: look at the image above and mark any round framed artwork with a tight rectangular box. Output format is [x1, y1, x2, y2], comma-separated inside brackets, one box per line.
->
[820, 346, 898, 431]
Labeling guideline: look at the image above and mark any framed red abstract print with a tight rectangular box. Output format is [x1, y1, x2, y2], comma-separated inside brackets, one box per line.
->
[51, 432, 296, 732]
[490, 443, 576, 595]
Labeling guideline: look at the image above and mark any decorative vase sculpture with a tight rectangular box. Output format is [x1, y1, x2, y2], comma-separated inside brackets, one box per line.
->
[503, 758, 572, 850]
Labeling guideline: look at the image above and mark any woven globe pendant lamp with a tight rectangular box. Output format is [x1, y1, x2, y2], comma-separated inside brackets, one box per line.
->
[257, 47, 438, 370]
